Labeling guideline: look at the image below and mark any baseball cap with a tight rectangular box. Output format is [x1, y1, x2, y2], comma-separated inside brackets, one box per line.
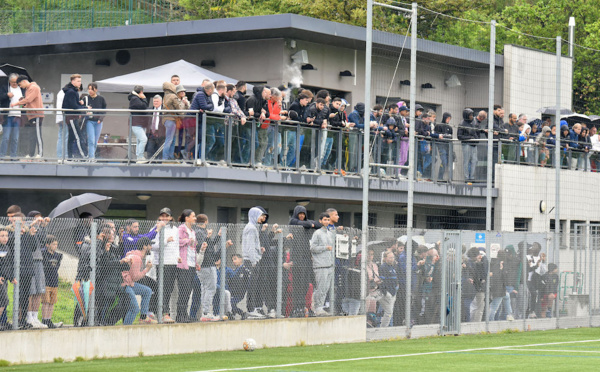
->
[159, 207, 172, 216]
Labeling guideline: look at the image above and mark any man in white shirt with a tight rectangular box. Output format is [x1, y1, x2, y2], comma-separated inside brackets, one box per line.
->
[0, 74, 23, 158]
[146, 95, 164, 160]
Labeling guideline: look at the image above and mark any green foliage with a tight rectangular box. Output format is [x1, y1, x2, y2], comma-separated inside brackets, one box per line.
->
[53, 357, 64, 363]
[0, 360, 10, 367]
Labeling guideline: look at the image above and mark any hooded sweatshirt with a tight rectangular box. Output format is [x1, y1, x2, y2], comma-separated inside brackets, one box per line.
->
[457, 108, 479, 143]
[242, 207, 266, 265]
[62, 82, 86, 123]
[310, 224, 335, 268]
[536, 126, 552, 147]
[162, 82, 180, 122]
[348, 103, 365, 129]
[128, 91, 149, 128]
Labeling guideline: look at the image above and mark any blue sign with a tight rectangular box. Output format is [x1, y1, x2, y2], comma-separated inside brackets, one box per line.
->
[475, 233, 486, 243]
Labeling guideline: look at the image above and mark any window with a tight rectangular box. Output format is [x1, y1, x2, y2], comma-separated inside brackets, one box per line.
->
[353, 213, 377, 228]
[103, 204, 146, 220]
[550, 219, 567, 249]
[217, 207, 236, 224]
[570, 220, 586, 250]
[514, 218, 531, 232]
[394, 214, 407, 228]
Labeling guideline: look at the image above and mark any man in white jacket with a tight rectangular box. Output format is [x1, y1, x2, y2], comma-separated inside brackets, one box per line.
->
[148, 207, 179, 323]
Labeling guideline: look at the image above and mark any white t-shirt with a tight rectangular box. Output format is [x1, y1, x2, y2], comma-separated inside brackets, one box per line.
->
[56, 89, 65, 123]
[185, 225, 196, 268]
[8, 86, 23, 117]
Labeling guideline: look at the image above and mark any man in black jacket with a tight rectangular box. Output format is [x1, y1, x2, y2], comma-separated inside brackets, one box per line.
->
[62, 74, 87, 159]
[246, 86, 271, 165]
[433, 112, 453, 181]
[457, 108, 479, 181]
[288, 205, 321, 317]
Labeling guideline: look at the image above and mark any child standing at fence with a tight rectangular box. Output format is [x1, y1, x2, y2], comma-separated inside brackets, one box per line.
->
[41, 235, 63, 328]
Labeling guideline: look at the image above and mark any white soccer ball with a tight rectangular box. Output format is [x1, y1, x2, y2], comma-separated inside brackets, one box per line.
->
[243, 338, 257, 352]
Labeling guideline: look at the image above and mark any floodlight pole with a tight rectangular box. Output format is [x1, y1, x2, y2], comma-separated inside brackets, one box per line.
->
[366, 2, 416, 332]
[555, 36, 562, 328]
[486, 21, 495, 232]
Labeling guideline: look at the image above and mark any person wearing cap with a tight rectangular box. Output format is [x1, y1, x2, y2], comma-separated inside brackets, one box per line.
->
[143, 207, 178, 323]
[128, 85, 149, 163]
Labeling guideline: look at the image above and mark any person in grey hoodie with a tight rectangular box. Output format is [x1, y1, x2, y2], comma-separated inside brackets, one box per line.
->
[241, 206, 268, 318]
[310, 212, 335, 316]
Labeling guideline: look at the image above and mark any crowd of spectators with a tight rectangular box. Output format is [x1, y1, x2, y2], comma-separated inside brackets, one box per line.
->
[0, 202, 562, 331]
[3, 73, 598, 177]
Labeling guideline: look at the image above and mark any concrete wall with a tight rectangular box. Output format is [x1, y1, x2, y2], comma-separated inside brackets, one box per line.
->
[0, 316, 366, 365]
[503, 45, 573, 119]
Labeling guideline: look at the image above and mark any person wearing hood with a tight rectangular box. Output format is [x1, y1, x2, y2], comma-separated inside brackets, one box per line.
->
[310, 212, 335, 316]
[128, 85, 149, 163]
[457, 108, 479, 181]
[590, 126, 600, 171]
[518, 122, 533, 164]
[433, 112, 453, 181]
[536, 125, 552, 167]
[242, 206, 268, 318]
[288, 205, 321, 317]
[346, 103, 365, 172]
[13, 75, 44, 160]
[579, 126, 592, 171]
[161, 82, 181, 161]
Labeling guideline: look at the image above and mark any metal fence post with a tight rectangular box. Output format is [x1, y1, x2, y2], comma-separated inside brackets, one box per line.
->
[157, 227, 165, 323]
[250, 119, 256, 168]
[127, 115, 132, 165]
[89, 222, 97, 326]
[219, 226, 227, 317]
[276, 231, 283, 318]
[329, 237, 335, 316]
[201, 113, 207, 163]
[554, 35, 562, 330]
[12, 219, 21, 330]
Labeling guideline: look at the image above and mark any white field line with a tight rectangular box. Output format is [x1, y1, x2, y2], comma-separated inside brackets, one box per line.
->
[193, 339, 600, 372]
[502, 348, 600, 353]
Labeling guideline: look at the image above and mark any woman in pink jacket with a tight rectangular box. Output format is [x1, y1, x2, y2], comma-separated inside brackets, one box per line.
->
[175, 209, 197, 323]
[122, 237, 155, 325]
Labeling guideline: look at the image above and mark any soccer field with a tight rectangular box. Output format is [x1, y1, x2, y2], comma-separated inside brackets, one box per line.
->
[3, 328, 600, 371]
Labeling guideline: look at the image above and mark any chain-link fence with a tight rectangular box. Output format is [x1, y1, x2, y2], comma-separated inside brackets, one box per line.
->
[1, 214, 597, 334]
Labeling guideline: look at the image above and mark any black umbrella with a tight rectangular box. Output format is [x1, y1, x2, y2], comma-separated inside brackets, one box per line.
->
[536, 106, 573, 115]
[48, 193, 112, 219]
[0, 64, 32, 80]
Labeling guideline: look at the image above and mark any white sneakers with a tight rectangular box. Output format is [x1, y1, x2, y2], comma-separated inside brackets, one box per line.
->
[314, 308, 330, 317]
[200, 313, 222, 322]
[28, 316, 48, 329]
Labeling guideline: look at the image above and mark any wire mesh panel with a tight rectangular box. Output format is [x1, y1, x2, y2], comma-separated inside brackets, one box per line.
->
[441, 231, 461, 335]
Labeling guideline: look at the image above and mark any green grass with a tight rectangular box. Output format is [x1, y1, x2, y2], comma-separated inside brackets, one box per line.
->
[5, 279, 75, 325]
[1, 328, 600, 371]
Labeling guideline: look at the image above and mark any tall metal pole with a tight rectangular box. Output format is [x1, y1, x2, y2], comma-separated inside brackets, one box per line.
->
[554, 36, 562, 328]
[405, 2, 417, 337]
[568, 17, 575, 58]
[486, 21, 496, 232]
[89, 222, 97, 326]
[157, 227, 165, 323]
[360, 0, 373, 312]
[12, 220, 21, 330]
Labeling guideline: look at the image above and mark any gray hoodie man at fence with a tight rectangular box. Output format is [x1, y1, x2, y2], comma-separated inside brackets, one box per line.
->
[310, 212, 335, 316]
[241, 206, 268, 318]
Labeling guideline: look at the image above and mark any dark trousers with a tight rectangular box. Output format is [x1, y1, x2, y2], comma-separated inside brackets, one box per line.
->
[138, 265, 177, 316]
[244, 260, 261, 312]
[175, 267, 195, 321]
[21, 118, 44, 157]
[19, 273, 33, 325]
[189, 274, 203, 319]
[146, 133, 165, 159]
[291, 266, 312, 313]
[393, 286, 406, 326]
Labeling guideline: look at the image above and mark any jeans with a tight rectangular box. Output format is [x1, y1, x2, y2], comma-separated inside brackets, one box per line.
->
[175, 268, 195, 321]
[418, 140, 431, 178]
[280, 128, 296, 167]
[435, 142, 449, 181]
[56, 121, 69, 159]
[131, 126, 147, 160]
[206, 120, 225, 161]
[489, 296, 503, 321]
[264, 126, 281, 166]
[163, 120, 177, 160]
[86, 120, 103, 159]
[235, 125, 252, 164]
[319, 129, 333, 168]
[0, 116, 20, 157]
[470, 292, 485, 322]
[462, 144, 478, 181]
[123, 282, 153, 325]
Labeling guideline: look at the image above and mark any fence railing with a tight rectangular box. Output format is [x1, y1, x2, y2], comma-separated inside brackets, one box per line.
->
[0, 216, 597, 334]
[0, 0, 182, 34]
[2, 109, 599, 184]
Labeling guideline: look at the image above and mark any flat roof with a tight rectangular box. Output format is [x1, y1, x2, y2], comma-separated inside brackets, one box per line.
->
[0, 13, 503, 67]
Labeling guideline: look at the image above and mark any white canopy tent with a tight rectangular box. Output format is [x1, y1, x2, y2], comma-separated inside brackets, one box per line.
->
[96, 59, 252, 93]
